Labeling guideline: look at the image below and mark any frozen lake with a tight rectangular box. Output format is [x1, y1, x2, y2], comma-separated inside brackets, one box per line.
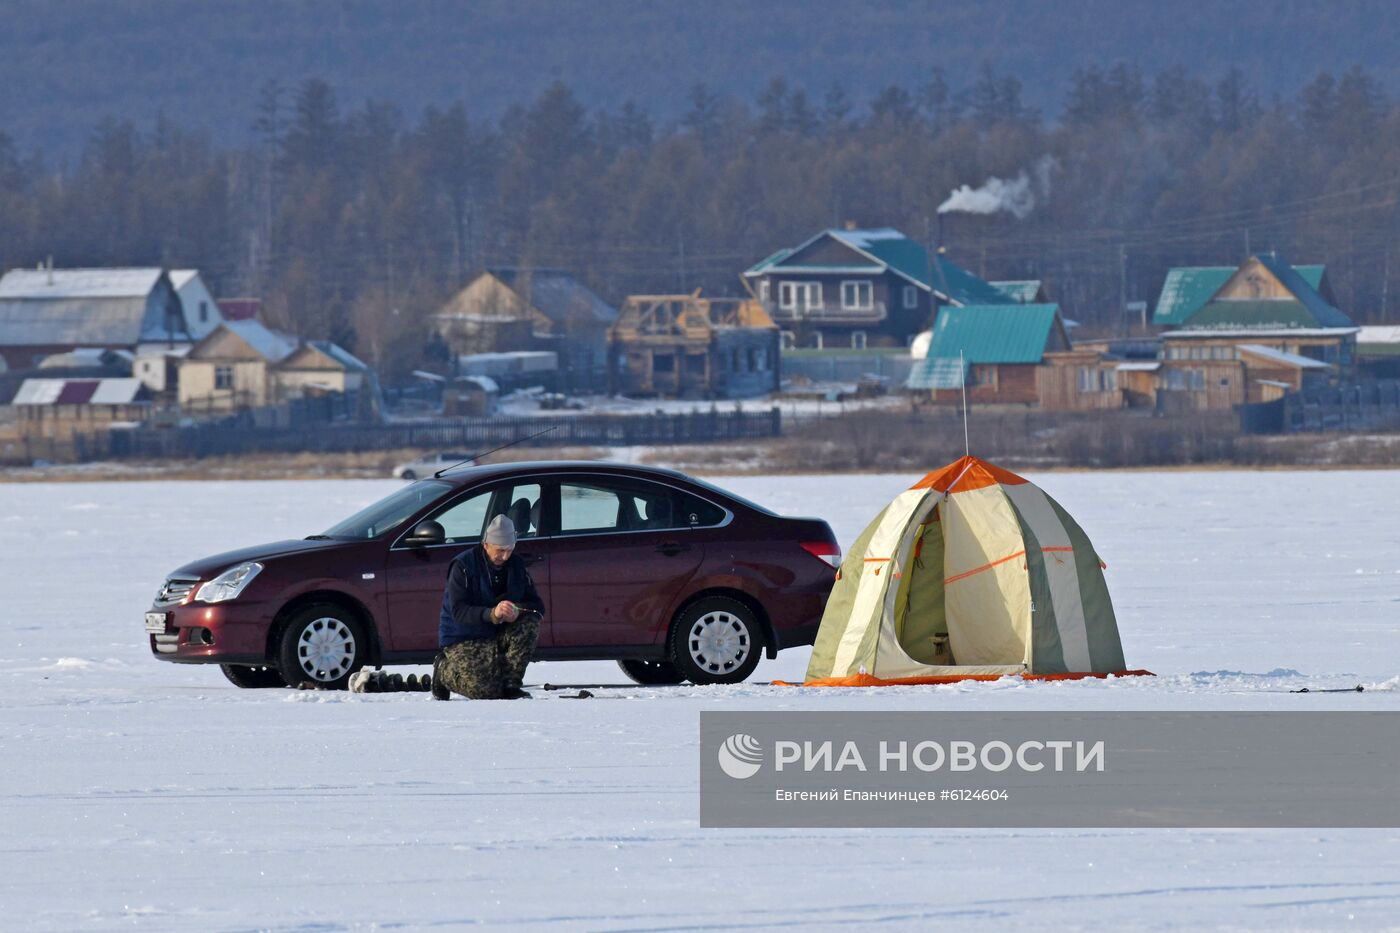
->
[2, 470, 1399, 930]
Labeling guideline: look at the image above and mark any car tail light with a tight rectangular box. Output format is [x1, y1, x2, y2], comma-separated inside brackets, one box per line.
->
[801, 540, 842, 569]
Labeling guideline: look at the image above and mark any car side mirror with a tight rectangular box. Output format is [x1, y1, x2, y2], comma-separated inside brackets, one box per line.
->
[406, 520, 446, 547]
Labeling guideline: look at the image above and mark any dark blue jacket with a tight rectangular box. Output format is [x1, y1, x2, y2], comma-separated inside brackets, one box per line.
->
[439, 546, 545, 647]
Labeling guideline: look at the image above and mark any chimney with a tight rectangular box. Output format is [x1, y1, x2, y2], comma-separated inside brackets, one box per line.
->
[843, 219, 857, 231]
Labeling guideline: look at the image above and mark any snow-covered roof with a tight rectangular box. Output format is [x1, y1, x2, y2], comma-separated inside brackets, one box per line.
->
[1236, 343, 1331, 369]
[459, 375, 500, 393]
[1356, 325, 1400, 345]
[1256, 379, 1293, 389]
[168, 270, 198, 289]
[1168, 327, 1358, 339]
[221, 320, 296, 363]
[1115, 361, 1161, 372]
[0, 267, 163, 299]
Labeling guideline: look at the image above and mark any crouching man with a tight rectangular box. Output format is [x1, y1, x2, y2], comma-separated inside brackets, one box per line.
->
[432, 515, 545, 700]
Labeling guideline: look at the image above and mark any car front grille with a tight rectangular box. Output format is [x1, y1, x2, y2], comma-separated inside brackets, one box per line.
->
[154, 576, 199, 607]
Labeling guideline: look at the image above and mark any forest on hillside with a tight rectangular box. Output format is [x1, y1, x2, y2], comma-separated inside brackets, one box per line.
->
[3, 63, 1400, 379]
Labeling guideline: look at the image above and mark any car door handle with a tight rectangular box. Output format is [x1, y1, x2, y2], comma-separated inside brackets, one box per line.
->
[655, 543, 691, 556]
[520, 553, 545, 566]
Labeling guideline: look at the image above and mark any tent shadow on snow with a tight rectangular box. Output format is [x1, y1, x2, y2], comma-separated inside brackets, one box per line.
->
[788, 456, 1152, 687]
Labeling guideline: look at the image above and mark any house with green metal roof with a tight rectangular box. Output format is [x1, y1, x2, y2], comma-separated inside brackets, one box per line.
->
[1152, 254, 1358, 406]
[1153, 260, 1328, 327]
[906, 303, 1071, 404]
[742, 226, 1012, 351]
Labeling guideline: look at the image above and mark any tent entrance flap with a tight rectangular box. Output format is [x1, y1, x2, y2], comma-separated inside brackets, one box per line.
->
[894, 511, 952, 665]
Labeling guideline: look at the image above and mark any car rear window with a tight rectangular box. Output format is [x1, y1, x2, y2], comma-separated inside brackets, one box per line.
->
[680, 477, 776, 517]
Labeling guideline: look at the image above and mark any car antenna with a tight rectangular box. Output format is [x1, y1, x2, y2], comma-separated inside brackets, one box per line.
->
[434, 425, 558, 477]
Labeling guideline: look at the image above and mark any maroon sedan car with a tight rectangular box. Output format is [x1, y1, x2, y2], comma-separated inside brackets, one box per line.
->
[145, 462, 839, 688]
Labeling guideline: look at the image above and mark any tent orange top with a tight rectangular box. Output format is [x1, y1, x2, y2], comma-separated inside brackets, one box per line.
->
[911, 455, 1029, 493]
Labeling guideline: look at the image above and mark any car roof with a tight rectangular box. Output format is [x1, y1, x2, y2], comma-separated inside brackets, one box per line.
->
[436, 459, 694, 487]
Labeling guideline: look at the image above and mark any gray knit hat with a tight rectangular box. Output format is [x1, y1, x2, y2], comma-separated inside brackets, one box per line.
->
[484, 514, 517, 547]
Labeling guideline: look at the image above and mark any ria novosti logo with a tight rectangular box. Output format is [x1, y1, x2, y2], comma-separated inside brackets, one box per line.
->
[717, 733, 763, 779]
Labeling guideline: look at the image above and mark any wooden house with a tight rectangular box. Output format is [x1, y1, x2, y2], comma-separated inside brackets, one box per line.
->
[905, 304, 1071, 405]
[1154, 254, 1357, 408]
[742, 227, 1015, 351]
[434, 268, 617, 393]
[178, 321, 367, 413]
[609, 293, 779, 398]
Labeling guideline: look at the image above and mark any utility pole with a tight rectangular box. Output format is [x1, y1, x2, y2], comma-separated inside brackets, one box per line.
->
[1118, 243, 1128, 337]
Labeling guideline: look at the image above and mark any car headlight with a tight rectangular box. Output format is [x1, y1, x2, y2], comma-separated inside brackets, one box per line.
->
[195, 562, 264, 603]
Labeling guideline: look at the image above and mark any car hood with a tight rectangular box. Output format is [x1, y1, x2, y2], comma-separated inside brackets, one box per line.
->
[171, 538, 361, 579]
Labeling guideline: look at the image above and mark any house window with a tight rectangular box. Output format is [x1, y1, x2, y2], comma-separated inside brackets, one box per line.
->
[653, 353, 675, 374]
[970, 365, 998, 388]
[840, 280, 873, 310]
[215, 365, 233, 390]
[1077, 367, 1096, 393]
[851, 331, 867, 350]
[779, 281, 822, 311]
[903, 285, 918, 309]
[780, 330, 796, 350]
[199, 300, 209, 323]
[1189, 369, 1205, 391]
[758, 280, 770, 302]
[1099, 369, 1117, 392]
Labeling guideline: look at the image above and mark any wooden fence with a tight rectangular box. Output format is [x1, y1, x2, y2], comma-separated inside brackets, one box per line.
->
[1239, 380, 1400, 433]
[105, 409, 782, 460]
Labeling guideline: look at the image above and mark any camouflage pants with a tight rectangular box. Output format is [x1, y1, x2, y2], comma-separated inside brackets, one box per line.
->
[437, 616, 539, 699]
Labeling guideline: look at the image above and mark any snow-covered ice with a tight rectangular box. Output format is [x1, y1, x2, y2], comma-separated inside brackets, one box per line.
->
[2, 470, 1399, 930]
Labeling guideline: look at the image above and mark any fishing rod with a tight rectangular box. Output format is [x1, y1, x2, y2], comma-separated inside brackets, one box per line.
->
[434, 425, 558, 477]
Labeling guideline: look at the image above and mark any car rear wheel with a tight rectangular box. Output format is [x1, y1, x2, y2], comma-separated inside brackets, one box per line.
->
[617, 658, 685, 685]
[276, 604, 365, 689]
[668, 597, 763, 686]
[221, 663, 286, 689]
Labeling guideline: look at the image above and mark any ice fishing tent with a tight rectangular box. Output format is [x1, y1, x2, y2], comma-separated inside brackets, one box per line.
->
[804, 456, 1140, 685]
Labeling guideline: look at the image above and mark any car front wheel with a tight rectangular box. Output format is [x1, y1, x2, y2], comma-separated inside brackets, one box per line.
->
[668, 597, 763, 685]
[617, 658, 685, 685]
[221, 664, 286, 688]
[276, 604, 366, 689]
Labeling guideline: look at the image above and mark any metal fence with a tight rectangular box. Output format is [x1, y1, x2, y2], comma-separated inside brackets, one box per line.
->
[106, 409, 782, 460]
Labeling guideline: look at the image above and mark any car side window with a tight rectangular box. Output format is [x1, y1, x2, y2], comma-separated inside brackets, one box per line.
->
[432, 489, 493, 545]
[494, 482, 543, 539]
[676, 491, 727, 528]
[559, 482, 625, 534]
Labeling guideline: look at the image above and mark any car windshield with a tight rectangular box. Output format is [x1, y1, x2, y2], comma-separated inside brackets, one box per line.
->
[322, 480, 454, 539]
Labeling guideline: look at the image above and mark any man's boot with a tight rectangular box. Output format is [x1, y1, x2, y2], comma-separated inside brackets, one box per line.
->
[430, 654, 450, 701]
[502, 680, 532, 700]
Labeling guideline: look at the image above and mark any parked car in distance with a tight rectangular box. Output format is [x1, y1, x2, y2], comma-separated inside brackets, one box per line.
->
[392, 452, 475, 480]
[146, 462, 840, 689]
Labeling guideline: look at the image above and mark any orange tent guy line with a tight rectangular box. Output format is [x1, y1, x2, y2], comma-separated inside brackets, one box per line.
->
[943, 550, 1026, 585]
[772, 670, 1155, 688]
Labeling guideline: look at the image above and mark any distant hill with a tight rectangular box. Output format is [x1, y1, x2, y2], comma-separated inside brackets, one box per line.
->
[6, 0, 1400, 154]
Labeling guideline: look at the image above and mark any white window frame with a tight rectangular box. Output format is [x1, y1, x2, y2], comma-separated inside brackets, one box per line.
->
[812, 331, 824, 350]
[778, 281, 797, 310]
[840, 280, 874, 311]
[903, 285, 918, 309]
[851, 331, 867, 350]
[780, 330, 797, 350]
[757, 279, 770, 302]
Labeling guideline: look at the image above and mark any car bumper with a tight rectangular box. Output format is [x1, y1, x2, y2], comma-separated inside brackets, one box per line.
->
[146, 601, 272, 665]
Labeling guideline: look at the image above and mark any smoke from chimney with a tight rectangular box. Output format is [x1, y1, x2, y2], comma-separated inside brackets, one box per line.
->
[937, 156, 1056, 220]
